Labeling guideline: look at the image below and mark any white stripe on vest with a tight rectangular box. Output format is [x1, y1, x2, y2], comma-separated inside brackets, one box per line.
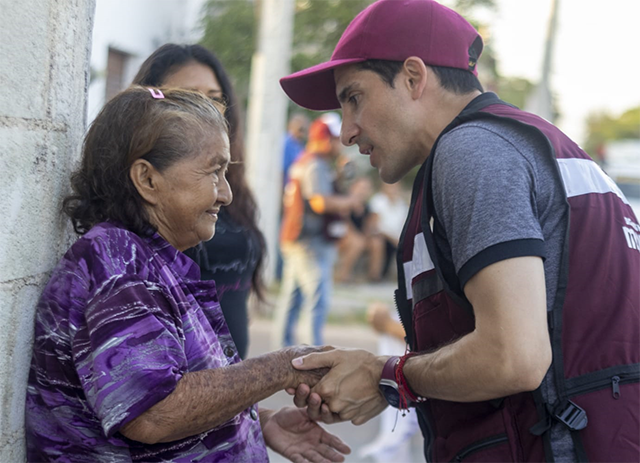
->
[404, 232, 435, 300]
[402, 159, 630, 300]
[557, 158, 629, 205]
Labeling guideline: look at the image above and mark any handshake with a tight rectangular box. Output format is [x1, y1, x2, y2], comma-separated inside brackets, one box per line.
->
[282, 345, 391, 425]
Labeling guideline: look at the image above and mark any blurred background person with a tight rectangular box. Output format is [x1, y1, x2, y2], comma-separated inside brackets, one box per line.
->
[274, 113, 367, 348]
[283, 113, 310, 187]
[335, 180, 407, 283]
[367, 182, 409, 281]
[133, 44, 266, 360]
[277, 112, 310, 281]
[334, 176, 374, 284]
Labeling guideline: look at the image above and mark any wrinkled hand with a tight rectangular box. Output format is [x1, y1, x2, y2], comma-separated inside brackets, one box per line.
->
[281, 345, 333, 390]
[262, 407, 351, 463]
[291, 349, 389, 425]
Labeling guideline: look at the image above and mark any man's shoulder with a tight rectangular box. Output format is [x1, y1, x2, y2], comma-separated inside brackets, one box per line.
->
[435, 116, 548, 177]
[442, 117, 534, 147]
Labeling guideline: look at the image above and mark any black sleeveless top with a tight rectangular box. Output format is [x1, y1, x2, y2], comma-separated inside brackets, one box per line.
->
[185, 209, 261, 359]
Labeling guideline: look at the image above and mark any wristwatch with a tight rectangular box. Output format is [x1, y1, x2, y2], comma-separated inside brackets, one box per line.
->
[378, 356, 402, 408]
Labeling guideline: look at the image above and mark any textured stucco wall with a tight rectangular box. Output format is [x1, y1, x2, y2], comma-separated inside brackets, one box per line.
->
[0, 0, 95, 460]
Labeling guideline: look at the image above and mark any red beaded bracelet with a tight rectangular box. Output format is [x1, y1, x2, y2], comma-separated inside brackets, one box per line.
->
[395, 351, 427, 408]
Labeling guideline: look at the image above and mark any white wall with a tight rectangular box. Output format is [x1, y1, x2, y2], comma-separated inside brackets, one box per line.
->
[87, 0, 207, 121]
[0, 0, 96, 460]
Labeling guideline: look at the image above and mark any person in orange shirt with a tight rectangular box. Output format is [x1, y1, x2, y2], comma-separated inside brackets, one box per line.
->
[274, 113, 367, 348]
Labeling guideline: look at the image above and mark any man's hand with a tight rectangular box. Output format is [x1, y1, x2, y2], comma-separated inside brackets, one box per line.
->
[261, 407, 351, 463]
[291, 349, 388, 425]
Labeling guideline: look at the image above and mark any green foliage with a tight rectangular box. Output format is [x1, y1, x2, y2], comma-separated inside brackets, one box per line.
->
[200, 0, 372, 107]
[451, 0, 495, 13]
[494, 76, 534, 109]
[199, 1, 257, 102]
[291, 0, 372, 73]
[200, 0, 497, 111]
[584, 106, 640, 156]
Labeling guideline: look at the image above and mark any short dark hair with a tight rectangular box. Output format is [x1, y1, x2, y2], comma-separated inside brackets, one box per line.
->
[358, 60, 404, 87]
[358, 59, 484, 94]
[63, 87, 227, 236]
[430, 65, 484, 94]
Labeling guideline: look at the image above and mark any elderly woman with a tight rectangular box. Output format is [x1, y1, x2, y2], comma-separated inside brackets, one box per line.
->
[133, 43, 267, 360]
[25, 87, 349, 462]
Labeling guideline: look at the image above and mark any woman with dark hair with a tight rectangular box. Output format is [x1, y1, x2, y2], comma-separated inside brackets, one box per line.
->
[25, 86, 349, 462]
[133, 43, 265, 359]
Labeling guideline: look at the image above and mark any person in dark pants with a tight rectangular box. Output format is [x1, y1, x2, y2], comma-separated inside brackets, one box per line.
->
[133, 44, 266, 359]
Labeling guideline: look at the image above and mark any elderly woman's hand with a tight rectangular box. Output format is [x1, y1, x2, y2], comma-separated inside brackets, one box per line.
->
[281, 345, 334, 390]
[261, 407, 351, 462]
[287, 385, 345, 424]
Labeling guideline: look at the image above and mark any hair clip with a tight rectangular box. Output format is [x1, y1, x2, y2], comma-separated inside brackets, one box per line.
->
[148, 88, 164, 99]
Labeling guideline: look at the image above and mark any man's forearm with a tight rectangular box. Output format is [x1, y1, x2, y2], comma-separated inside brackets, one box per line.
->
[403, 330, 547, 402]
[121, 349, 321, 444]
[403, 257, 551, 403]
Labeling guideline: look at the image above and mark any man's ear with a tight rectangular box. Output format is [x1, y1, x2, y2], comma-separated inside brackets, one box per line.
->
[130, 159, 161, 205]
[403, 57, 428, 100]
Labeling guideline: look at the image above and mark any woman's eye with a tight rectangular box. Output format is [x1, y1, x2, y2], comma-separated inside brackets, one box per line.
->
[210, 95, 228, 106]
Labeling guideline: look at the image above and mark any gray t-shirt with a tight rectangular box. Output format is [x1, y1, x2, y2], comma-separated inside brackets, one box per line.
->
[432, 117, 574, 461]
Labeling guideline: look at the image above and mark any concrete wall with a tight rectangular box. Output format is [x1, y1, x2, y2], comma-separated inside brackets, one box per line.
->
[0, 0, 96, 460]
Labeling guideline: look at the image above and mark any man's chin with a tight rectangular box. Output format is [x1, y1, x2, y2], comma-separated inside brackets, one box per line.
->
[379, 167, 401, 184]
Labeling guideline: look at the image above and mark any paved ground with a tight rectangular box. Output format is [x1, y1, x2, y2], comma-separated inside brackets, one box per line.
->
[247, 280, 425, 463]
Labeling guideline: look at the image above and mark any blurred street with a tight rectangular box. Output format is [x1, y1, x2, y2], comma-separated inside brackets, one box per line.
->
[248, 280, 425, 463]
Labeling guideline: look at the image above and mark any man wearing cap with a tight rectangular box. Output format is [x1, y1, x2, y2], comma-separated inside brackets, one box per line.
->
[274, 113, 367, 349]
[280, 0, 640, 461]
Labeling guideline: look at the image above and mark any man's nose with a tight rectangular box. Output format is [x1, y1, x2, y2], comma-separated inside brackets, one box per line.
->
[340, 123, 358, 147]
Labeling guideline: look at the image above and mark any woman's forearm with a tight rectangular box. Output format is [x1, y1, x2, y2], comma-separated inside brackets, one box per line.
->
[120, 347, 325, 444]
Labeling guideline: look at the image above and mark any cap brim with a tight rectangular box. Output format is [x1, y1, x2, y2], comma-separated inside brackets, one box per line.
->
[280, 58, 366, 111]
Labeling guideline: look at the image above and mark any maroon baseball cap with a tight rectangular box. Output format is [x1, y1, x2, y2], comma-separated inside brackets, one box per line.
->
[280, 0, 483, 111]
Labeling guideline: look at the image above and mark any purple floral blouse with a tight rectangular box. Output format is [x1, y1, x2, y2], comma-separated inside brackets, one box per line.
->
[25, 222, 268, 462]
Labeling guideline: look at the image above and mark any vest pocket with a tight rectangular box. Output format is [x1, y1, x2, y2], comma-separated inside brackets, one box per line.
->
[412, 291, 475, 352]
[428, 397, 518, 462]
[449, 434, 509, 462]
[570, 382, 640, 462]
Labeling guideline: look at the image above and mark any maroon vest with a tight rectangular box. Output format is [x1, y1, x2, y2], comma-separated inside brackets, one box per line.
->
[396, 93, 640, 462]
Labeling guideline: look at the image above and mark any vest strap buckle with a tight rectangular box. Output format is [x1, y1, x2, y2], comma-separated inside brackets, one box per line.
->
[553, 400, 588, 431]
